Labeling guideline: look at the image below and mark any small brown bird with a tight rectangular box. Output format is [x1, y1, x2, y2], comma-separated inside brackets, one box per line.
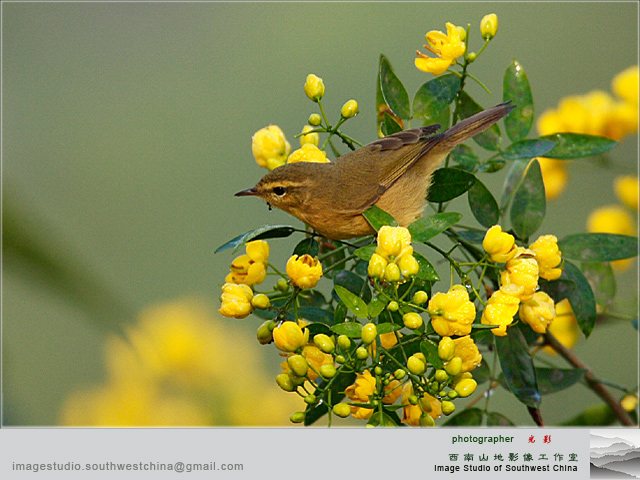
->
[236, 102, 514, 240]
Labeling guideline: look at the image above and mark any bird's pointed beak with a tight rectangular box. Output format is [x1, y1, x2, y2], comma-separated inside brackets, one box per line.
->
[234, 187, 261, 197]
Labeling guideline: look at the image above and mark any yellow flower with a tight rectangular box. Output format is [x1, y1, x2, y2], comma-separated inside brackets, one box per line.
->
[587, 205, 636, 236]
[281, 345, 333, 381]
[621, 394, 638, 412]
[341, 99, 359, 119]
[299, 125, 319, 147]
[286, 254, 323, 289]
[225, 240, 270, 286]
[480, 13, 498, 39]
[612, 66, 639, 105]
[545, 299, 579, 354]
[287, 143, 329, 164]
[615, 176, 639, 211]
[252, 125, 291, 170]
[401, 383, 441, 426]
[519, 291, 556, 334]
[501, 248, 539, 301]
[304, 73, 325, 102]
[482, 225, 517, 263]
[529, 234, 563, 281]
[451, 336, 483, 373]
[481, 284, 521, 336]
[376, 226, 413, 260]
[536, 157, 569, 200]
[273, 321, 310, 352]
[429, 285, 476, 337]
[218, 283, 253, 319]
[345, 370, 377, 419]
[415, 22, 466, 76]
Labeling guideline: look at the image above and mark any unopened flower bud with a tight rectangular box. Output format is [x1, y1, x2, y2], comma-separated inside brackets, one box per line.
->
[394, 369, 406, 380]
[480, 13, 498, 40]
[304, 74, 325, 102]
[276, 278, 289, 293]
[361, 323, 378, 344]
[403, 312, 423, 330]
[313, 333, 335, 353]
[257, 321, 274, 345]
[454, 378, 478, 397]
[435, 369, 449, 383]
[445, 357, 463, 377]
[398, 253, 419, 278]
[356, 346, 369, 360]
[320, 364, 337, 378]
[308, 113, 322, 126]
[290, 411, 306, 424]
[384, 263, 401, 282]
[407, 355, 426, 375]
[335, 354, 346, 364]
[420, 413, 436, 427]
[332, 403, 351, 418]
[413, 291, 429, 305]
[438, 337, 456, 361]
[304, 394, 317, 405]
[276, 373, 295, 392]
[287, 354, 309, 377]
[299, 125, 319, 147]
[441, 400, 456, 415]
[251, 294, 271, 310]
[340, 99, 359, 119]
[337, 335, 351, 350]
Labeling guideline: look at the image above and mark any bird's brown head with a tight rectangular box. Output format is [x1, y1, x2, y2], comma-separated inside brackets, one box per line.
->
[235, 162, 324, 217]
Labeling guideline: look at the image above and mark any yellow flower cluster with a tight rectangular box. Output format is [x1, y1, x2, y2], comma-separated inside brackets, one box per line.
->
[481, 226, 564, 336]
[61, 300, 302, 426]
[428, 285, 477, 337]
[401, 383, 441, 427]
[368, 226, 420, 282]
[536, 66, 639, 200]
[587, 175, 638, 272]
[219, 240, 272, 319]
[415, 22, 466, 75]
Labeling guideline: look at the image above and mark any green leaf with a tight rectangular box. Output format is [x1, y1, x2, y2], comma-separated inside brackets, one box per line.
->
[581, 262, 616, 308]
[500, 159, 527, 214]
[510, 159, 546, 239]
[334, 285, 368, 319]
[354, 245, 376, 261]
[379, 54, 410, 120]
[334, 270, 371, 303]
[449, 144, 479, 172]
[297, 307, 334, 325]
[458, 92, 502, 151]
[468, 178, 499, 228]
[560, 261, 597, 338]
[443, 408, 484, 426]
[367, 410, 402, 427]
[409, 212, 463, 243]
[412, 74, 460, 121]
[215, 225, 295, 253]
[383, 112, 403, 135]
[487, 412, 515, 426]
[420, 340, 443, 369]
[536, 367, 587, 395]
[541, 133, 617, 159]
[369, 296, 388, 318]
[413, 252, 440, 281]
[330, 322, 363, 338]
[305, 322, 334, 337]
[293, 237, 319, 257]
[377, 322, 401, 335]
[495, 328, 540, 408]
[363, 205, 398, 231]
[427, 168, 476, 202]
[500, 138, 556, 160]
[477, 158, 507, 173]
[503, 59, 534, 142]
[559, 233, 639, 262]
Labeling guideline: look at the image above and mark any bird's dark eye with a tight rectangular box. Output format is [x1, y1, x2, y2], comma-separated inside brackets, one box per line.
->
[273, 186, 286, 196]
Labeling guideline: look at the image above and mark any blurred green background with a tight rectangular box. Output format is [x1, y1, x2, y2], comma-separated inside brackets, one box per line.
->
[3, 2, 638, 426]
